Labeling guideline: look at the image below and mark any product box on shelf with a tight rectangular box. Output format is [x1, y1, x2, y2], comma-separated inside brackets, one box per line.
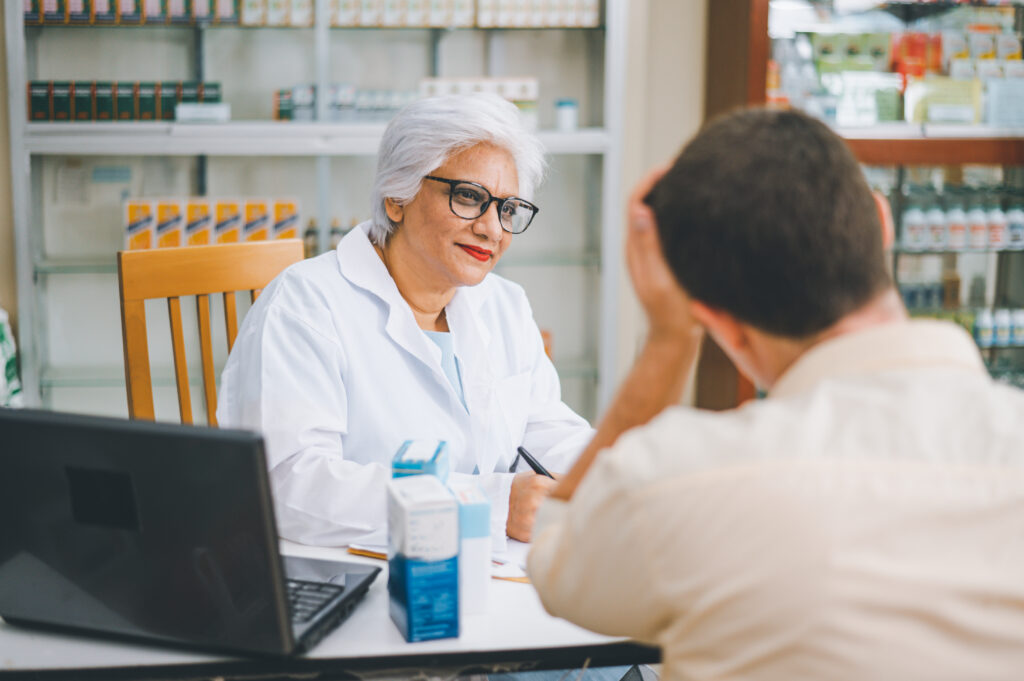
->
[406, 0, 426, 26]
[72, 82, 93, 121]
[93, 0, 117, 22]
[143, 0, 167, 22]
[115, 82, 136, 120]
[452, 0, 472, 27]
[180, 81, 200, 105]
[137, 82, 158, 120]
[192, 0, 213, 21]
[290, 0, 312, 26]
[214, 0, 239, 23]
[94, 81, 115, 120]
[186, 199, 213, 245]
[329, 0, 358, 26]
[241, 0, 266, 24]
[215, 199, 242, 243]
[243, 199, 271, 241]
[159, 81, 179, 120]
[42, 0, 67, 23]
[168, 0, 191, 23]
[156, 200, 184, 248]
[125, 201, 155, 250]
[272, 199, 300, 239]
[358, 0, 380, 26]
[200, 82, 222, 103]
[381, 0, 404, 27]
[266, 0, 289, 25]
[25, 0, 41, 24]
[28, 82, 51, 122]
[68, 0, 91, 24]
[273, 89, 294, 120]
[51, 82, 73, 122]
[119, 0, 143, 23]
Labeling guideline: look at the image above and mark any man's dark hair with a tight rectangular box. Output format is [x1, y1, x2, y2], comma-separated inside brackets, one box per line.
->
[645, 108, 892, 339]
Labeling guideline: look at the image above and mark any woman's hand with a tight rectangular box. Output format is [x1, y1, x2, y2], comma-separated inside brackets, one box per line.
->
[506, 471, 557, 542]
[626, 166, 699, 343]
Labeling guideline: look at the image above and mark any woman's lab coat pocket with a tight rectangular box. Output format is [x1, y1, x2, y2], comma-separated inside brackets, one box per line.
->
[494, 372, 531, 448]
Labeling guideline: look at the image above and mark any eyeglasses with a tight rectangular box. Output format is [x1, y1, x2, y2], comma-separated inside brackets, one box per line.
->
[424, 175, 539, 235]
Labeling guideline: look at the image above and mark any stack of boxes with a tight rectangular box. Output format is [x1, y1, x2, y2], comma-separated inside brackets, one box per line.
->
[28, 82, 221, 122]
[123, 197, 299, 249]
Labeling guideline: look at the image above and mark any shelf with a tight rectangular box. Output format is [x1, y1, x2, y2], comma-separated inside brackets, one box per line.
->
[25, 22, 606, 32]
[24, 122, 611, 156]
[35, 257, 116, 274]
[831, 124, 1024, 165]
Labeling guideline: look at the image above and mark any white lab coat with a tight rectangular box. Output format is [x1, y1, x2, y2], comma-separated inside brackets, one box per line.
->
[217, 223, 593, 550]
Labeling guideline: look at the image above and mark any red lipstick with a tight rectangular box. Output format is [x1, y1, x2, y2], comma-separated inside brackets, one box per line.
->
[458, 244, 493, 262]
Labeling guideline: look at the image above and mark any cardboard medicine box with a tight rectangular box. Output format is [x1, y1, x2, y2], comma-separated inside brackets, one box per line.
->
[42, 0, 67, 23]
[272, 199, 300, 239]
[215, 199, 242, 243]
[214, 0, 239, 23]
[115, 82, 136, 120]
[243, 199, 271, 241]
[73, 81, 94, 121]
[29, 82, 51, 122]
[137, 82, 158, 120]
[448, 479, 491, 618]
[93, 0, 117, 23]
[200, 82, 222, 103]
[156, 200, 185, 248]
[387, 475, 460, 643]
[392, 440, 449, 483]
[168, 0, 191, 23]
[119, 0, 143, 23]
[186, 199, 213, 245]
[125, 201, 155, 250]
[67, 0, 91, 24]
[143, 0, 167, 22]
[158, 82, 180, 120]
[25, 0, 42, 24]
[94, 82, 115, 120]
[51, 82, 73, 121]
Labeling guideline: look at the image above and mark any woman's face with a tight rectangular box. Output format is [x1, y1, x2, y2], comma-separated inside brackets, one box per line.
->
[385, 143, 519, 290]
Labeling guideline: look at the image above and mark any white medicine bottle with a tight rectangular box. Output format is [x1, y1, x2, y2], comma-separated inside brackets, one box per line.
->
[975, 308, 995, 349]
[946, 194, 968, 251]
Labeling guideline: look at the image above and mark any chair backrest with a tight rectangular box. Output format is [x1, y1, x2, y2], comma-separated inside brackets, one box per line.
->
[117, 240, 304, 425]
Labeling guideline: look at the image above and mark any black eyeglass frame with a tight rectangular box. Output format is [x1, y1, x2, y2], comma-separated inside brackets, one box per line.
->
[424, 175, 540, 234]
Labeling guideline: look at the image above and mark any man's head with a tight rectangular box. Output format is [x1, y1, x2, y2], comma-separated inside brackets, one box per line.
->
[645, 108, 896, 385]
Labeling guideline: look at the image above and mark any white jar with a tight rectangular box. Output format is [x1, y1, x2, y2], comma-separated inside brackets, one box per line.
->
[555, 98, 579, 132]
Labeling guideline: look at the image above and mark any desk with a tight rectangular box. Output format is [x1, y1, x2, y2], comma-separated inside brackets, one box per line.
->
[0, 541, 659, 679]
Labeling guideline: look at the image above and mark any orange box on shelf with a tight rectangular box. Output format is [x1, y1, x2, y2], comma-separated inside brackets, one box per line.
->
[155, 200, 184, 248]
[214, 199, 242, 243]
[125, 201, 155, 250]
[272, 199, 300, 239]
[185, 199, 213, 246]
[243, 199, 271, 241]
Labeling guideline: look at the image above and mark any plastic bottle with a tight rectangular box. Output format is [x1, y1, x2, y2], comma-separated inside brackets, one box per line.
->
[1012, 309, 1024, 346]
[945, 193, 968, 251]
[967, 195, 989, 251]
[994, 308, 1013, 347]
[975, 308, 995, 348]
[901, 195, 927, 251]
[987, 193, 1008, 251]
[1006, 193, 1024, 251]
[303, 218, 318, 259]
[926, 194, 947, 251]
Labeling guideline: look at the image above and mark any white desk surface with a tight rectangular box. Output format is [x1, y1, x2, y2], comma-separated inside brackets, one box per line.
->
[0, 540, 645, 674]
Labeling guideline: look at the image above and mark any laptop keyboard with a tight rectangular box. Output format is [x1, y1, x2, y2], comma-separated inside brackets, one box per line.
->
[286, 578, 344, 624]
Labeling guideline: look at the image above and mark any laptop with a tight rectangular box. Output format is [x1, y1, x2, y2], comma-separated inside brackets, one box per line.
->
[0, 408, 381, 656]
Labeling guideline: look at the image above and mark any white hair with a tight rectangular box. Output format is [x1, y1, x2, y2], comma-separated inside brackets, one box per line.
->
[369, 94, 547, 246]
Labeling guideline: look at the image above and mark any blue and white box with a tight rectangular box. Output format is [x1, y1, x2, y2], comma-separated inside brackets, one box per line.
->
[387, 475, 460, 642]
[448, 480, 491, 617]
[392, 439, 450, 483]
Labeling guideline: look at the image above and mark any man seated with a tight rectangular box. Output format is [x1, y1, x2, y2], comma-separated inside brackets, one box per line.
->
[528, 108, 1024, 680]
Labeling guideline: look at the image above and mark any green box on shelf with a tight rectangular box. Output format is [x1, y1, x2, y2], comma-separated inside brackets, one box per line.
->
[68, 0, 90, 24]
[875, 88, 902, 122]
[274, 89, 293, 120]
[180, 82, 200, 104]
[94, 82, 115, 120]
[168, 0, 191, 23]
[137, 82, 158, 120]
[51, 82, 73, 122]
[73, 81, 94, 121]
[93, 0, 117, 23]
[28, 82, 51, 122]
[115, 82, 136, 120]
[213, 0, 239, 24]
[143, 0, 167, 23]
[119, 0, 142, 24]
[24, 0, 41, 24]
[42, 0, 66, 23]
[200, 82, 222, 103]
[158, 82, 179, 120]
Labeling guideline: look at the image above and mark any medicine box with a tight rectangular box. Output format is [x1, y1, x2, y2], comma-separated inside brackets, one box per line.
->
[94, 82, 115, 120]
[272, 199, 300, 240]
[119, 0, 143, 23]
[93, 0, 117, 23]
[137, 82, 158, 120]
[68, 0, 91, 24]
[387, 475, 460, 643]
[192, 0, 212, 21]
[448, 479, 490, 617]
[168, 0, 191, 23]
[25, 0, 41, 24]
[72, 82, 93, 121]
[51, 82, 72, 122]
[159, 82, 180, 120]
[143, 0, 167, 23]
[392, 440, 450, 483]
[156, 200, 184, 248]
[29, 82, 51, 121]
[42, 0, 66, 24]
[214, 0, 239, 23]
[215, 199, 242, 243]
[125, 201, 155, 250]
[243, 199, 271, 241]
[186, 199, 213, 246]
[115, 82, 136, 120]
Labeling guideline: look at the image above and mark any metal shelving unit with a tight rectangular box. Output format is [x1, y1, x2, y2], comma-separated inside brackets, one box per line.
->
[6, 2, 628, 420]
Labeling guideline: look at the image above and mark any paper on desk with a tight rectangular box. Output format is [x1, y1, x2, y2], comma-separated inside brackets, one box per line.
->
[347, 539, 533, 582]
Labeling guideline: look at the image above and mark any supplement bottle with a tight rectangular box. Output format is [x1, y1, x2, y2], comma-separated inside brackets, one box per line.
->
[946, 192, 968, 251]
[925, 194, 947, 250]
[994, 308, 1012, 347]
[967, 195, 989, 251]
[974, 308, 995, 349]
[901, 195, 927, 251]
[1006, 193, 1024, 250]
[987, 193, 1008, 251]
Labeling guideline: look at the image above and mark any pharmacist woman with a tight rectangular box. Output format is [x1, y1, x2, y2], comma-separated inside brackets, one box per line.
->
[217, 94, 593, 550]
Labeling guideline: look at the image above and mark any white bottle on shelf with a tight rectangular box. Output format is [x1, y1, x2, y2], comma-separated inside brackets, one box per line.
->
[1012, 309, 1024, 346]
[967, 196, 989, 251]
[975, 308, 995, 349]
[901, 198, 927, 252]
[987, 195, 1008, 251]
[926, 196, 947, 251]
[1006, 195, 1024, 251]
[994, 308, 1013, 347]
[946, 194, 968, 251]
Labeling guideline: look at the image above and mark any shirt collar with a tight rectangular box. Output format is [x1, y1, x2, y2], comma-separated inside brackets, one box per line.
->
[770, 319, 987, 400]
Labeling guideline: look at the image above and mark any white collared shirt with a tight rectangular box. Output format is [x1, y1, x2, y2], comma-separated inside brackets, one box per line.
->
[217, 223, 592, 549]
[528, 320, 1024, 681]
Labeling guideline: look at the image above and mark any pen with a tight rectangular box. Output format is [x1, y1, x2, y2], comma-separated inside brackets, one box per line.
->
[514, 446, 555, 479]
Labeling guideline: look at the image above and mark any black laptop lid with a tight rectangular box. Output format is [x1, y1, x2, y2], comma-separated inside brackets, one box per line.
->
[0, 409, 294, 654]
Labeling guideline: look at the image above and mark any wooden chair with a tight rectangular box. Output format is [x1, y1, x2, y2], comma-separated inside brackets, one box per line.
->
[117, 240, 304, 425]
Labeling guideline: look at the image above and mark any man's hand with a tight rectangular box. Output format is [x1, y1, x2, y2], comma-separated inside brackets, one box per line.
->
[506, 471, 557, 542]
[626, 166, 698, 342]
